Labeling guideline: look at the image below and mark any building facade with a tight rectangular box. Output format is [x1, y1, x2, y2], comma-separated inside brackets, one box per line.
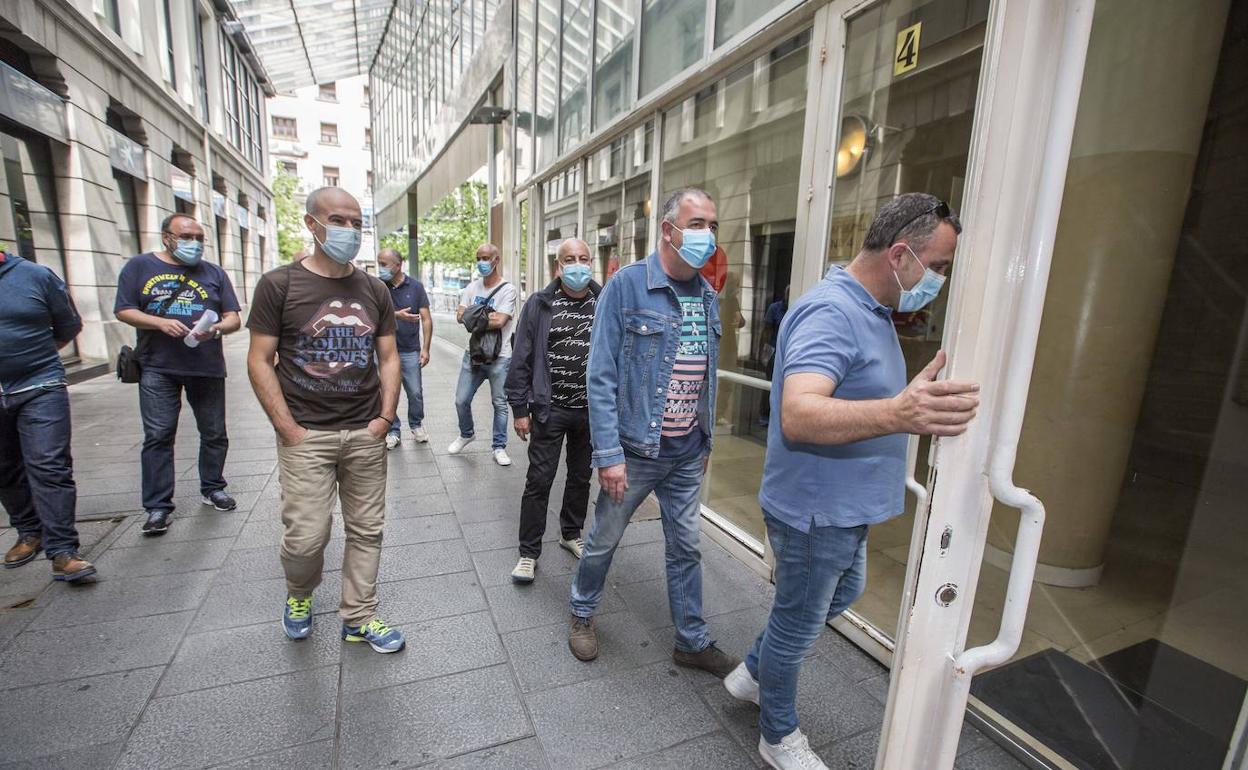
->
[0, 0, 275, 368]
[267, 75, 377, 270]
[361, 1, 1248, 766]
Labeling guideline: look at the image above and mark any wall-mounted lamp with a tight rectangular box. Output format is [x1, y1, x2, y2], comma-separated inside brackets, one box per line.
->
[836, 115, 871, 178]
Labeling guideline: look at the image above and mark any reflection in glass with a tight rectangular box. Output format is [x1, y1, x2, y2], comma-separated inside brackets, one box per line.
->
[640, 0, 705, 97]
[542, 166, 581, 282]
[586, 122, 653, 285]
[593, 0, 636, 130]
[560, 0, 592, 153]
[659, 33, 810, 546]
[534, 0, 559, 170]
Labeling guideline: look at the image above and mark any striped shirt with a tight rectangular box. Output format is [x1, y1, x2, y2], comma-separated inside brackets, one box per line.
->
[660, 287, 708, 458]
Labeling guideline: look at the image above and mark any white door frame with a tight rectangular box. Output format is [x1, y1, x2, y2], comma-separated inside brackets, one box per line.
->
[872, 0, 1097, 767]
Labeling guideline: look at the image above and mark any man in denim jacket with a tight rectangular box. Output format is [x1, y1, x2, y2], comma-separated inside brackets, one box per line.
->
[567, 188, 739, 678]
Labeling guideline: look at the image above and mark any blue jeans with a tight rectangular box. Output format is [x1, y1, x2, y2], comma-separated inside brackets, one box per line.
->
[0, 386, 80, 558]
[571, 453, 710, 653]
[454, 353, 509, 449]
[746, 512, 868, 743]
[139, 370, 228, 512]
[389, 350, 425, 435]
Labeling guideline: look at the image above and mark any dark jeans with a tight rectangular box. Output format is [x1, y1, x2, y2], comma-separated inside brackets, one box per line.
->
[0, 386, 80, 558]
[139, 370, 228, 512]
[519, 405, 591, 558]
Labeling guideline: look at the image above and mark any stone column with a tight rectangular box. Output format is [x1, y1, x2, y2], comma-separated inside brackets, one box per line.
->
[985, 0, 1233, 586]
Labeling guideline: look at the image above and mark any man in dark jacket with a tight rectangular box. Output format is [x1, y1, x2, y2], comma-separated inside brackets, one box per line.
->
[0, 250, 96, 581]
[504, 238, 599, 583]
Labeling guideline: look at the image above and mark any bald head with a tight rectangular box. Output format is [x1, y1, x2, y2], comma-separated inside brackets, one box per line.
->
[556, 238, 590, 262]
[377, 248, 403, 277]
[305, 186, 359, 218]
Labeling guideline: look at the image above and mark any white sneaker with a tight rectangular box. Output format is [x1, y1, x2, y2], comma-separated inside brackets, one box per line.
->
[559, 536, 584, 559]
[493, 448, 512, 466]
[411, 426, 429, 443]
[510, 556, 537, 584]
[385, 434, 400, 450]
[447, 436, 474, 454]
[759, 729, 829, 770]
[724, 662, 760, 705]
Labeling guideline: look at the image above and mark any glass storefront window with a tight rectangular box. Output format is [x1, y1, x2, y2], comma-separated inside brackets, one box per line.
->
[713, 0, 772, 47]
[542, 164, 581, 282]
[593, 0, 636, 130]
[639, 0, 705, 97]
[534, 0, 559, 170]
[515, 0, 535, 185]
[586, 121, 653, 285]
[112, 169, 142, 260]
[559, 0, 591, 154]
[659, 32, 811, 545]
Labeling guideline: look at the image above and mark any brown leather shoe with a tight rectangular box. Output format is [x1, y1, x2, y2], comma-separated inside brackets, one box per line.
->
[673, 643, 740, 678]
[4, 535, 41, 569]
[51, 552, 97, 583]
[569, 615, 599, 661]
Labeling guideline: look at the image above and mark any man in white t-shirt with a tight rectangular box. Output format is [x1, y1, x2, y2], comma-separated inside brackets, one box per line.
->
[449, 243, 519, 466]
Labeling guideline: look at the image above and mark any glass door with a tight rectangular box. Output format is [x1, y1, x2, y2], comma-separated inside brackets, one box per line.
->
[812, 0, 990, 645]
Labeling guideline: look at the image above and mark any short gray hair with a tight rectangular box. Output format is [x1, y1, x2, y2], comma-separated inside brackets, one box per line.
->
[661, 187, 713, 224]
[862, 193, 962, 251]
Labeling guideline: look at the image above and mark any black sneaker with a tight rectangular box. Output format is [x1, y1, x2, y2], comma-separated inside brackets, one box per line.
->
[202, 490, 237, 511]
[141, 509, 172, 535]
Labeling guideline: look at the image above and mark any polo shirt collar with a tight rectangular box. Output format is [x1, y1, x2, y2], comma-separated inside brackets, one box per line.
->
[829, 266, 893, 317]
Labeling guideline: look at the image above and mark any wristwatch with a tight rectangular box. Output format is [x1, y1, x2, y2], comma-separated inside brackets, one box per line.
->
[212, 329, 222, 340]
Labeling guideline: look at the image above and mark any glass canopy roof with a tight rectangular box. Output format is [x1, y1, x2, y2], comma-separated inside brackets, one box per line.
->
[228, 0, 396, 93]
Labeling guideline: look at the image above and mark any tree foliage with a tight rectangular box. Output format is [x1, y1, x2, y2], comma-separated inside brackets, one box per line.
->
[272, 170, 305, 264]
[379, 229, 409, 259]
[413, 181, 489, 269]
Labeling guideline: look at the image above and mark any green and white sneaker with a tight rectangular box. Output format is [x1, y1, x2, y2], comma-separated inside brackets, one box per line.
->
[342, 617, 405, 653]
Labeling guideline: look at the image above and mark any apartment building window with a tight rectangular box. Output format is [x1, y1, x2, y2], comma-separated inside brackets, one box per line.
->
[364, 127, 371, 149]
[366, 171, 373, 192]
[219, 29, 264, 169]
[318, 82, 337, 101]
[97, 0, 121, 34]
[362, 84, 370, 107]
[272, 116, 297, 139]
[160, 0, 177, 89]
[279, 160, 297, 175]
[320, 123, 338, 145]
[193, 12, 209, 121]
[323, 166, 340, 187]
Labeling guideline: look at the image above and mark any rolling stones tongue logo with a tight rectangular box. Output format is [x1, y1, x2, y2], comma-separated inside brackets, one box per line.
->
[293, 298, 376, 379]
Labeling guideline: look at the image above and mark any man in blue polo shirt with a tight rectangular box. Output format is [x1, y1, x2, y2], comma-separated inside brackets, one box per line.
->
[723, 194, 980, 770]
[377, 248, 432, 448]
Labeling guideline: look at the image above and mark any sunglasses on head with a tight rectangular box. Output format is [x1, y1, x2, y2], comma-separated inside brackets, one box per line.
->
[887, 200, 951, 245]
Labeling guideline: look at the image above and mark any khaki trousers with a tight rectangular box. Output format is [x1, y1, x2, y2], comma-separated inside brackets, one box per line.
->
[276, 428, 387, 626]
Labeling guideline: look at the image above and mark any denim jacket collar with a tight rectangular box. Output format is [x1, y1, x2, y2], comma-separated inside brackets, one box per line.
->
[645, 251, 714, 300]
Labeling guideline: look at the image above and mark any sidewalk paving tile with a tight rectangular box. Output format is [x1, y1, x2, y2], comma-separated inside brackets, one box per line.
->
[0, 667, 163, 764]
[90, 537, 233, 578]
[607, 732, 759, 770]
[158, 620, 343, 697]
[341, 611, 504, 692]
[526, 661, 718, 769]
[423, 737, 548, 770]
[115, 666, 339, 769]
[27, 570, 215, 629]
[339, 665, 531, 768]
[0, 611, 193, 689]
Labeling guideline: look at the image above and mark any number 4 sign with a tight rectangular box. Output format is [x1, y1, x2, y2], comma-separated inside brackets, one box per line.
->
[894, 22, 921, 76]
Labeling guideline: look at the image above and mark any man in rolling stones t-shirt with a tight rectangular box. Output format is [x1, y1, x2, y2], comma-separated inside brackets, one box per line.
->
[247, 186, 405, 654]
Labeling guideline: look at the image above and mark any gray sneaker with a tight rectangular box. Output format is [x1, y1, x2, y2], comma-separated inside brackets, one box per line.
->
[568, 615, 598, 661]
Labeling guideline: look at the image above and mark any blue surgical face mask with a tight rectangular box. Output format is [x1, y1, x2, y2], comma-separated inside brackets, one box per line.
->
[477, 260, 495, 277]
[894, 245, 946, 312]
[561, 263, 592, 292]
[171, 238, 203, 267]
[311, 217, 361, 264]
[378, 267, 394, 282]
[668, 223, 716, 269]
